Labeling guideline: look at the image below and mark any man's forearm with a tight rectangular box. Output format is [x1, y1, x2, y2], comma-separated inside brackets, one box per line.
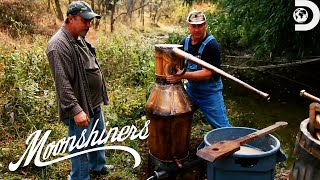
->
[183, 69, 212, 81]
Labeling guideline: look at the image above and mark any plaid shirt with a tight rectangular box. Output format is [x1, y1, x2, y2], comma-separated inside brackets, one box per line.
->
[46, 26, 109, 121]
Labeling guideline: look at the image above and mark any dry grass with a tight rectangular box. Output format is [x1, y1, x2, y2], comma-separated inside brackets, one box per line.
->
[0, 0, 186, 49]
[0, 0, 60, 49]
[0, 1, 218, 179]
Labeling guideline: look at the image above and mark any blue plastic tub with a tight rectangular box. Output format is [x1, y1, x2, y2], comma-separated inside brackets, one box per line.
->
[199, 127, 286, 180]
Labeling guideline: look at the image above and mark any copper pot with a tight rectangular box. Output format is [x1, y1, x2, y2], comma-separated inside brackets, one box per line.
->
[146, 44, 193, 161]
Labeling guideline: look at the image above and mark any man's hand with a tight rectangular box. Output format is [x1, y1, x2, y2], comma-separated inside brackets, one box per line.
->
[74, 111, 90, 127]
[166, 66, 184, 83]
[166, 74, 183, 83]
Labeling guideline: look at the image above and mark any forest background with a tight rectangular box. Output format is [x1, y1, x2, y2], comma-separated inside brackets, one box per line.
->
[1, 0, 320, 179]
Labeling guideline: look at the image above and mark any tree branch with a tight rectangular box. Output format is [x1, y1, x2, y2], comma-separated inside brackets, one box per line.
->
[113, 2, 150, 22]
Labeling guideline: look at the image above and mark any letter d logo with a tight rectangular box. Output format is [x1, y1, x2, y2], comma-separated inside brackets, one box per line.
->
[294, 0, 320, 31]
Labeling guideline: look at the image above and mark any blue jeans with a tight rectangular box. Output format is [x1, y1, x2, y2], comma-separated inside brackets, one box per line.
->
[186, 78, 231, 129]
[64, 106, 107, 180]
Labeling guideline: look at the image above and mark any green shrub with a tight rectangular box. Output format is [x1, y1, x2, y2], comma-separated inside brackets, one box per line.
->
[96, 31, 159, 124]
[0, 44, 57, 136]
[0, 1, 38, 37]
[205, 0, 319, 60]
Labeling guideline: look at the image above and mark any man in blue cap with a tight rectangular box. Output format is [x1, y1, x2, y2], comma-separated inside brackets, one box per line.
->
[46, 1, 113, 179]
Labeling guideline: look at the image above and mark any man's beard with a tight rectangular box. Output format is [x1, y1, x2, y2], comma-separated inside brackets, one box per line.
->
[79, 29, 89, 37]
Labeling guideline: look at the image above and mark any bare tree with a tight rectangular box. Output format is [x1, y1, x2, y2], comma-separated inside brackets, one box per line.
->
[108, 0, 148, 32]
[150, 0, 163, 25]
[149, 0, 174, 25]
[54, 0, 64, 21]
[125, 0, 137, 22]
[94, 0, 107, 29]
[140, 0, 145, 26]
[109, 0, 118, 32]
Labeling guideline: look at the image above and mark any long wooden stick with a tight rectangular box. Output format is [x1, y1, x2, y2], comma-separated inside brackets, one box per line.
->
[197, 121, 288, 162]
[300, 90, 320, 104]
[172, 48, 270, 100]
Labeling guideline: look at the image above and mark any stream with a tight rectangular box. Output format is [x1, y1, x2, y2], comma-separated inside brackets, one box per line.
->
[222, 62, 320, 169]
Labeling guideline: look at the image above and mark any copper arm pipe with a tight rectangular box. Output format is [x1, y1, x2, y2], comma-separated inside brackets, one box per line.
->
[300, 90, 320, 104]
[172, 48, 270, 100]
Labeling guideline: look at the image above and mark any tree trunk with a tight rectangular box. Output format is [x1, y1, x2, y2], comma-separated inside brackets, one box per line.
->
[95, 0, 105, 29]
[149, 0, 152, 18]
[110, 0, 116, 32]
[152, 0, 163, 25]
[54, 0, 64, 21]
[90, 0, 96, 27]
[140, 0, 145, 27]
[126, 0, 136, 22]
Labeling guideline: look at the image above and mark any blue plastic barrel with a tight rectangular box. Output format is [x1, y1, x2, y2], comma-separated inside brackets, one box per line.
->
[200, 127, 286, 180]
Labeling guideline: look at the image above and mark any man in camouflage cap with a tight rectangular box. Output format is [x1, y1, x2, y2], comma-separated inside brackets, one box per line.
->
[167, 10, 231, 129]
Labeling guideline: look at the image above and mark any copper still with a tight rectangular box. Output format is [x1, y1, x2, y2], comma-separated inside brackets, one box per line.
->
[146, 44, 271, 162]
[146, 44, 193, 162]
[146, 44, 272, 179]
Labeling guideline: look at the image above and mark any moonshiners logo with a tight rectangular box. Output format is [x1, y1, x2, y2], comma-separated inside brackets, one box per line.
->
[8, 120, 150, 171]
[294, 0, 320, 31]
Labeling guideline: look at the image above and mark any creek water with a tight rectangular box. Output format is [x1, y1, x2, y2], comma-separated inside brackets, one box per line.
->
[223, 80, 311, 168]
[220, 59, 320, 169]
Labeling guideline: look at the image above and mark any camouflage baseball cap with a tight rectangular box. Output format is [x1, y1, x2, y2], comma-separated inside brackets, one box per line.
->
[67, 1, 101, 19]
[186, 10, 206, 24]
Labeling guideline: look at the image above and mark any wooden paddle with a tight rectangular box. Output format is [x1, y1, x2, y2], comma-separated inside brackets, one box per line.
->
[197, 121, 288, 162]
